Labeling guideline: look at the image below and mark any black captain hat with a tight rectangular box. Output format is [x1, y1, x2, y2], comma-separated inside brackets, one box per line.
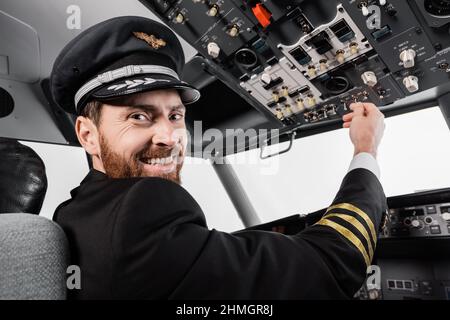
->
[50, 16, 201, 115]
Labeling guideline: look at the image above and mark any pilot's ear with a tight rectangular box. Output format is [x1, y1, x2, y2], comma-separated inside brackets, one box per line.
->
[75, 116, 100, 156]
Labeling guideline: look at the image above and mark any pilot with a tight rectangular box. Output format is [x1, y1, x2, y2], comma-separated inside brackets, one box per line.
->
[50, 16, 387, 299]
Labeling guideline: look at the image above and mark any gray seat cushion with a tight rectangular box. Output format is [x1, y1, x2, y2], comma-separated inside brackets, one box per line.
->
[0, 214, 69, 300]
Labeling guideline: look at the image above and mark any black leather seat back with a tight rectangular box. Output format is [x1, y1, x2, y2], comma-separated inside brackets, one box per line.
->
[0, 138, 47, 214]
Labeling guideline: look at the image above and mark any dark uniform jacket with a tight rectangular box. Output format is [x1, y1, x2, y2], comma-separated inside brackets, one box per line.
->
[54, 168, 387, 299]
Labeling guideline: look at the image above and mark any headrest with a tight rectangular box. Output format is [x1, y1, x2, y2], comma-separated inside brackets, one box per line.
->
[0, 138, 47, 214]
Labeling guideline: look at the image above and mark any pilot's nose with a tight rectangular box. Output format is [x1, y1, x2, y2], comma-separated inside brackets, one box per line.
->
[151, 118, 179, 148]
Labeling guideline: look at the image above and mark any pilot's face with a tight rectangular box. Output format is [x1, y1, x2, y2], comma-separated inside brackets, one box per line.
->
[95, 89, 187, 183]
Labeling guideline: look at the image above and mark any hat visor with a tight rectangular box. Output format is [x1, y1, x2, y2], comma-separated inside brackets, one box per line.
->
[89, 73, 201, 106]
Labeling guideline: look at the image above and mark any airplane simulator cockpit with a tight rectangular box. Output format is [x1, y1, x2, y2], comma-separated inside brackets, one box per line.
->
[1, 0, 450, 301]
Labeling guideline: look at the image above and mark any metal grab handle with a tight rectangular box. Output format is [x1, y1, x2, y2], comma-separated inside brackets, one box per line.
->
[260, 131, 297, 160]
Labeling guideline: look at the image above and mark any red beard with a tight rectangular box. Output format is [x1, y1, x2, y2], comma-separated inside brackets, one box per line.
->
[99, 133, 183, 184]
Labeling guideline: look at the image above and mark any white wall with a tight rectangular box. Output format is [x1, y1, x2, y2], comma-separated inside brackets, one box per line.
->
[21, 107, 450, 231]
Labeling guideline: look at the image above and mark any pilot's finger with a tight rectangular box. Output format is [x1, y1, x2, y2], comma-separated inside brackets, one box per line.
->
[365, 103, 385, 121]
[362, 103, 379, 115]
[349, 102, 365, 116]
[363, 102, 377, 110]
[343, 121, 351, 129]
[342, 112, 354, 122]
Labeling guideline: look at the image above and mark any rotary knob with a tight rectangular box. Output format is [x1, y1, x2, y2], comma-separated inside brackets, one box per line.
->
[400, 49, 417, 69]
[403, 76, 419, 93]
[361, 71, 378, 87]
[411, 220, 421, 228]
[207, 42, 221, 59]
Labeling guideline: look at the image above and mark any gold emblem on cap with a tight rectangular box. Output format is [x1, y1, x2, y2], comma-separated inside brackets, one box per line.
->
[133, 32, 167, 49]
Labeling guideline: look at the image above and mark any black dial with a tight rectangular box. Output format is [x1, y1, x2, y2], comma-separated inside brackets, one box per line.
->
[324, 76, 350, 95]
[425, 0, 450, 16]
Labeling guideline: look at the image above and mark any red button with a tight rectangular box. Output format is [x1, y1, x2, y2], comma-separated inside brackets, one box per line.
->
[252, 4, 272, 28]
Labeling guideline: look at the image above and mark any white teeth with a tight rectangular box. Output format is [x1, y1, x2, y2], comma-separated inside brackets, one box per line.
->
[143, 156, 176, 165]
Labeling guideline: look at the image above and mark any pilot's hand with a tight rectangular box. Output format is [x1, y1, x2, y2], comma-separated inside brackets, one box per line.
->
[342, 102, 385, 158]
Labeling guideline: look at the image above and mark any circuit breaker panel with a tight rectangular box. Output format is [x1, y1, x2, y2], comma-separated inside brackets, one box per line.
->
[142, 0, 450, 127]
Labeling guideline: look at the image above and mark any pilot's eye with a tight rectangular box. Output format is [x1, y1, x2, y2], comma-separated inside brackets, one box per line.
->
[169, 113, 184, 121]
[129, 113, 150, 122]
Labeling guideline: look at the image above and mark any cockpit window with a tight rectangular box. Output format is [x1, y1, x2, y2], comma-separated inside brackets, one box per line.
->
[227, 107, 450, 224]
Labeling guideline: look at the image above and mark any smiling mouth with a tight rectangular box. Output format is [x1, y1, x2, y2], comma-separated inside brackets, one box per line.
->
[139, 155, 177, 166]
[138, 154, 181, 175]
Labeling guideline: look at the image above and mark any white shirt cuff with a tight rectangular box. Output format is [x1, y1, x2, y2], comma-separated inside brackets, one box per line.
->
[348, 152, 381, 180]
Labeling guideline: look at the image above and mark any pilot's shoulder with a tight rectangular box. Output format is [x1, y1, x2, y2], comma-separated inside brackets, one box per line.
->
[119, 177, 205, 223]
[126, 177, 195, 202]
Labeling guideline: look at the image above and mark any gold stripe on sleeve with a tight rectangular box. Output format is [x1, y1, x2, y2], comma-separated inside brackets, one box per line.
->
[326, 203, 377, 245]
[324, 213, 374, 260]
[315, 218, 370, 267]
